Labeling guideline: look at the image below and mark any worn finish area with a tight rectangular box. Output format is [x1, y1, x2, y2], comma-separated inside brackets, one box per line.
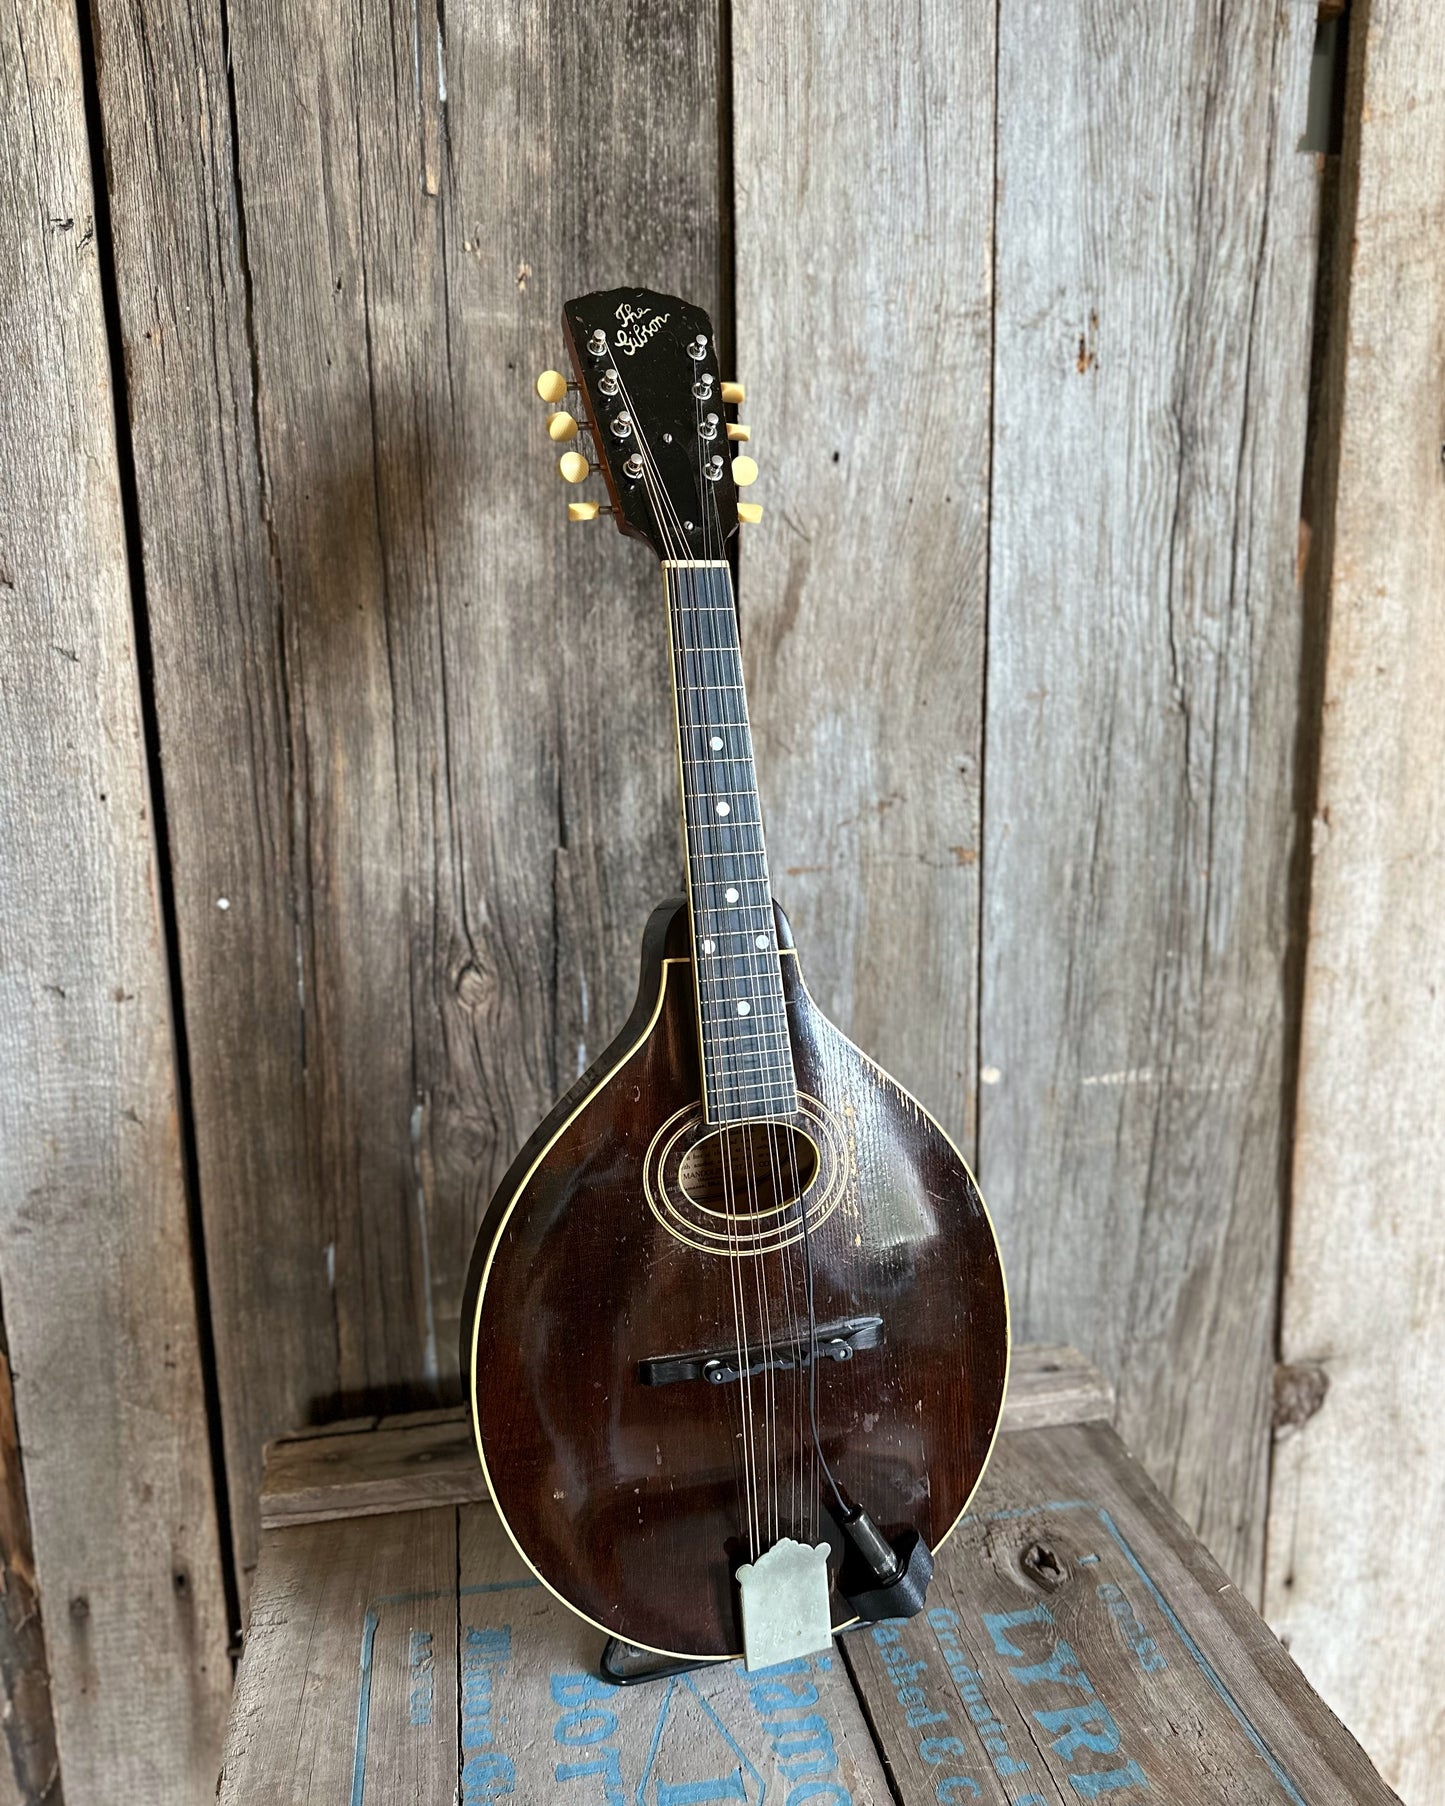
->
[218, 1356, 1397, 1804]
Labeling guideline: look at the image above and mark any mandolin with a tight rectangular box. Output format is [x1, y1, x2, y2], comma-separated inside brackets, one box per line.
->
[461, 287, 1008, 1664]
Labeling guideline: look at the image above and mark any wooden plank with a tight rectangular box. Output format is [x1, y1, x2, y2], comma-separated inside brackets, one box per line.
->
[218, 1508, 459, 1801]
[1263, 6, 1445, 1799]
[262, 1414, 479, 1528]
[0, 1345, 59, 1806]
[847, 1420, 1398, 1804]
[979, 0, 1320, 1592]
[1001, 1343, 1114, 1434]
[732, 0, 995, 1152]
[0, 0, 232, 1794]
[230, 1418, 1396, 1802]
[87, 0, 726, 1593]
[259, 1343, 1114, 1528]
[226, 1499, 894, 1801]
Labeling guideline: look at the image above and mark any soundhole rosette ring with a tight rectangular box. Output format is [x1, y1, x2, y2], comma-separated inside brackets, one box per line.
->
[643, 1095, 848, 1257]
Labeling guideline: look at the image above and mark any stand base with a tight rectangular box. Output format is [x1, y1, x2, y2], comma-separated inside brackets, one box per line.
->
[598, 1637, 720, 1686]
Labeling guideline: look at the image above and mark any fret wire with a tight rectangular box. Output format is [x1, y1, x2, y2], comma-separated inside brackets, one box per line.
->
[705, 1070, 798, 1087]
[702, 1027, 794, 1049]
[701, 1022, 789, 1042]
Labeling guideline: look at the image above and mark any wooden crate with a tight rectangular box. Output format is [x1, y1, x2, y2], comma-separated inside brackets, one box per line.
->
[218, 1349, 1395, 1804]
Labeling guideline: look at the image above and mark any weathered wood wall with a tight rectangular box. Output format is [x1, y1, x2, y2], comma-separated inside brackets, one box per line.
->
[735, 0, 1320, 1599]
[87, 0, 724, 1602]
[2, 0, 1431, 1799]
[0, 0, 231, 1797]
[1264, 3, 1445, 1799]
[979, 0, 1320, 1596]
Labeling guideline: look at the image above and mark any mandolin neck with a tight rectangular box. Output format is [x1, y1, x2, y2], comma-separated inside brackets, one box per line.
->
[664, 560, 799, 1124]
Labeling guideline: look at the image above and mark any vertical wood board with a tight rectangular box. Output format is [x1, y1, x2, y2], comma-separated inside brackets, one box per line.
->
[0, 1, 231, 1795]
[0, 1345, 60, 1806]
[732, 0, 995, 1153]
[88, 0, 726, 1590]
[1264, 4, 1445, 1798]
[980, 0, 1320, 1591]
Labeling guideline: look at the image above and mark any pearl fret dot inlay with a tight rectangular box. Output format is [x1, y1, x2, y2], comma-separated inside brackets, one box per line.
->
[724, 886, 739, 903]
[737, 1001, 751, 1016]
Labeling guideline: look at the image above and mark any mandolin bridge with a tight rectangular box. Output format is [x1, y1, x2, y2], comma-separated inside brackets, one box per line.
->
[637, 1315, 883, 1388]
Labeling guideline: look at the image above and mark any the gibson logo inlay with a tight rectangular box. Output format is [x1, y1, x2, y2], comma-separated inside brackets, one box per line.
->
[614, 300, 671, 357]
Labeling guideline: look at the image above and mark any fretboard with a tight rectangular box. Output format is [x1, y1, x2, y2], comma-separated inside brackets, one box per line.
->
[664, 560, 798, 1124]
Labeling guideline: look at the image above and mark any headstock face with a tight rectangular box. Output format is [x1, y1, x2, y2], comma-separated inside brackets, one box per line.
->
[561, 288, 739, 562]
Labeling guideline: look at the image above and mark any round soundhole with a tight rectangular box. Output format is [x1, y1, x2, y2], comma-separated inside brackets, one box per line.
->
[644, 1098, 846, 1257]
[678, 1123, 820, 1220]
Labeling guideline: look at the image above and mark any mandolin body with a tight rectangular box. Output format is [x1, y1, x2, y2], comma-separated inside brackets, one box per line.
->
[461, 898, 1009, 1659]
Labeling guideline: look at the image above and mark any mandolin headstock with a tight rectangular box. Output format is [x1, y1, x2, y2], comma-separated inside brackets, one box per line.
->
[534, 287, 759, 561]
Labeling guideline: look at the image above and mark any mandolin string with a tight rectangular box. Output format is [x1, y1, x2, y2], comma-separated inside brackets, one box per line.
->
[700, 428, 819, 1545]
[614, 357, 762, 1558]
[697, 415, 783, 1545]
[698, 406, 792, 1548]
[689, 405, 778, 1551]
[694, 400, 783, 1550]
[618, 357, 767, 1557]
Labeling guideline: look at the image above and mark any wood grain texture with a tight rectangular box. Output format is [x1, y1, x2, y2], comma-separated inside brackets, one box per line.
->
[1264, 5, 1445, 1798]
[259, 1342, 1112, 1529]
[226, 1414, 1397, 1803]
[222, 1500, 893, 1802]
[217, 1507, 459, 1801]
[731, 0, 995, 1153]
[0, 1346, 59, 1806]
[979, 0, 1320, 1593]
[846, 1420, 1399, 1805]
[87, 0, 725, 1590]
[0, 0, 231, 1794]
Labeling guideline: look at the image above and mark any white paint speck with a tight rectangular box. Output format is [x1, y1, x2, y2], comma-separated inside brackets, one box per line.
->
[981, 1065, 1001, 1085]
[216, 897, 230, 911]
[324, 1242, 336, 1290]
